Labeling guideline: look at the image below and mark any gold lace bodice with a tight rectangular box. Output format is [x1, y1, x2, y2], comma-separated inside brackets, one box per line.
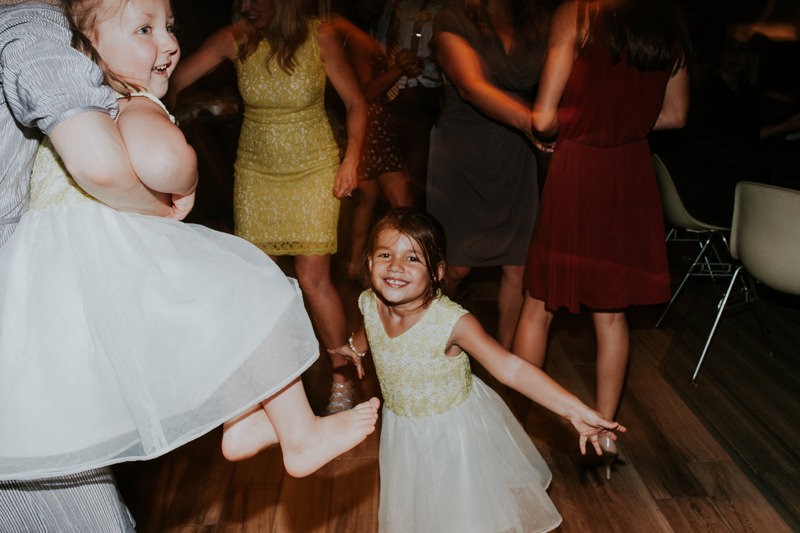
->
[359, 290, 472, 417]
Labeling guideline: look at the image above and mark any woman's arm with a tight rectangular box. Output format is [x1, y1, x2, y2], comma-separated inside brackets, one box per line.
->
[318, 21, 368, 199]
[450, 314, 624, 453]
[115, 97, 198, 197]
[165, 24, 239, 110]
[653, 65, 689, 130]
[530, 0, 578, 139]
[434, 31, 530, 132]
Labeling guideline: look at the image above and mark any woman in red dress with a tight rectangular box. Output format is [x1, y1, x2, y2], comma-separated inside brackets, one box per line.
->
[514, 0, 690, 425]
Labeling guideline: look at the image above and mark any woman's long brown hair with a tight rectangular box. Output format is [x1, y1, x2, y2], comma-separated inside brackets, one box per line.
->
[576, 0, 691, 73]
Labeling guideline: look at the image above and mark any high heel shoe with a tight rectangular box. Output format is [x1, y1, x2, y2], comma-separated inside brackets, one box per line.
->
[325, 381, 356, 415]
[598, 433, 619, 480]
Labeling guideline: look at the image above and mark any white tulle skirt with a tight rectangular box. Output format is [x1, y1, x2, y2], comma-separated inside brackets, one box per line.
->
[0, 204, 319, 480]
[378, 376, 563, 533]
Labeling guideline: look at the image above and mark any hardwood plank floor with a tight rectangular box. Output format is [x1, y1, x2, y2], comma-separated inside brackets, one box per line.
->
[115, 237, 799, 532]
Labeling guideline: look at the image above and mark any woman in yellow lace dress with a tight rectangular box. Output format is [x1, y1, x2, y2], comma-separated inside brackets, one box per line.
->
[169, 0, 367, 413]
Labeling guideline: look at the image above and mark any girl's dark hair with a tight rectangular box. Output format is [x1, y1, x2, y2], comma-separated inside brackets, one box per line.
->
[366, 208, 447, 306]
[234, 0, 313, 74]
[63, 0, 143, 96]
[577, 0, 691, 73]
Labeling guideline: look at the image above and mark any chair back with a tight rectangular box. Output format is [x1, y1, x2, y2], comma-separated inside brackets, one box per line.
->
[731, 181, 800, 295]
[653, 154, 728, 232]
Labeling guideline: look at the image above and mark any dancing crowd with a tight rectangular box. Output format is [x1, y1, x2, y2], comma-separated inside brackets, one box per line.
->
[1, 0, 696, 530]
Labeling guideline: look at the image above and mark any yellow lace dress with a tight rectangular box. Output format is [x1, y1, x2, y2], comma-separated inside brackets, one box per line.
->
[0, 93, 319, 481]
[233, 19, 341, 255]
[359, 290, 562, 533]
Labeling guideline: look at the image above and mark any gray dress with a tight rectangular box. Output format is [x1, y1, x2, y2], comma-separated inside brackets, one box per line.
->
[426, 3, 547, 267]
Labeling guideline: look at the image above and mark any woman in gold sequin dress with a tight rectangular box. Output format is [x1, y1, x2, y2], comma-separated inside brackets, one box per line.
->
[169, 0, 367, 413]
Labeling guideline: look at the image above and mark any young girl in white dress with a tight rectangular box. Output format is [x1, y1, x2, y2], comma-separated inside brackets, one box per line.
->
[0, 0, 379, 482]
[330, 208, 625, 533]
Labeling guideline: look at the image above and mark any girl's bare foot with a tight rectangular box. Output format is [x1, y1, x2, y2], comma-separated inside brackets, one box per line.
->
[221, 404, 278, 462]
[281, 397, 380, 478]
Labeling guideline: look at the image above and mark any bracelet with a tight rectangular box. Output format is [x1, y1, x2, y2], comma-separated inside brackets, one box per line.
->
[347, 333, 368, 358]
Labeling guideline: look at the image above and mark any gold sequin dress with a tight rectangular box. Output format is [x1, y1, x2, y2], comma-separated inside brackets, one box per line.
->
[0, 93, 319, 481]
[359, 290, 562, 533]
[233, 19, 341, 255]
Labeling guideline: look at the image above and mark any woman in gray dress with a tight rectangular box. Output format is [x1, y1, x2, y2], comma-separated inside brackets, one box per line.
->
[427, 0, 549, 348]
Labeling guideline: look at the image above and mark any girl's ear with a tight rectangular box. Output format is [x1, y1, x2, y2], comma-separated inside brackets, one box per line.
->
[435, 262, 445, 282]
[368, 256, 374, 272]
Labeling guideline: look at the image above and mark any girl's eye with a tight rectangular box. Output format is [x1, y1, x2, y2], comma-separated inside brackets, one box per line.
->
[167, 23, 176, 34]
[137, 25, 152, 35]
[407, 256, 420, 262]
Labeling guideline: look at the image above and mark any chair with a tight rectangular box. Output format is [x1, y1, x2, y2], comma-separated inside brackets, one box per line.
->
[652, 154, 734, 328]
[691, 181, 800, 382]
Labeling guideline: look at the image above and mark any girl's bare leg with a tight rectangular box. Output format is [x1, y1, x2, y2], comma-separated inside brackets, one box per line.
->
[221, 378, 380, 477]
[592, 311, 629, 420]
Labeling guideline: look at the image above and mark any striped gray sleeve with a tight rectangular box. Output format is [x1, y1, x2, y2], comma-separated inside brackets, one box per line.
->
[0, 3, 118, 134]
[0, 467, 136, 532]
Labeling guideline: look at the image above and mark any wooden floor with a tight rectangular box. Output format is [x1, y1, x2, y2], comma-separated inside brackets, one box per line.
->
[114, 234, 800, 532]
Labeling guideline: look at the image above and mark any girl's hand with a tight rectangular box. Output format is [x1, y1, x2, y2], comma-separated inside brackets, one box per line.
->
[333, 158, 359, 199]
[327, 344, 366, 379]
[566, 407, 626, 455]
[167, 191, 196, 220]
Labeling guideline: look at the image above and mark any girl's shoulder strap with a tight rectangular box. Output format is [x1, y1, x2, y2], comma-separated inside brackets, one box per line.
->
[430, 293, 469, 324]
[118, 91, 175, 123]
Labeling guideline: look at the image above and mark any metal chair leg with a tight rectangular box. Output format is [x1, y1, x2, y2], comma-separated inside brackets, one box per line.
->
[656, 237, 713, 328]
[745, 275, 774, 357]
[691, 265, 744, 383]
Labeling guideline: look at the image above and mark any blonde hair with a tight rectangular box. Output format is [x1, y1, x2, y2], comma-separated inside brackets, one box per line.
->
[233, 0, 313, 74]
[63, 0, 144, 95]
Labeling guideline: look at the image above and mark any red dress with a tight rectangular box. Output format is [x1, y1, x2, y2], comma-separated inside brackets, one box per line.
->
[523, 40, 672, 313]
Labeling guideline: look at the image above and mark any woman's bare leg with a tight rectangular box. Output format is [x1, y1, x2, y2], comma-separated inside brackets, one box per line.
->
[497, 265, 525, 349]
[349, 180, 380, 279]
[592, 311, 629, 420]
[445, 264, 471, 299]
[377, 170, 413, 208]
[294, 254, 357, 415]
[509, 294, 554, 421]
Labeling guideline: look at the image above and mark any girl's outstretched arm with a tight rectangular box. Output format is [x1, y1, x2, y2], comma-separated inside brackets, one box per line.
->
[116, 96, 197, 198]
[449, 314, 625, 454]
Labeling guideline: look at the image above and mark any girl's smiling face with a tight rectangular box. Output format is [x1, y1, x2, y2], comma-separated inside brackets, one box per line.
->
[92, 0, 180, 98]
[369, 228, 438, 309]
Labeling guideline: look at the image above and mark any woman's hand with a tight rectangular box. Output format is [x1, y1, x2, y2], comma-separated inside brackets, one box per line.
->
[333, 157, 359, 199]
